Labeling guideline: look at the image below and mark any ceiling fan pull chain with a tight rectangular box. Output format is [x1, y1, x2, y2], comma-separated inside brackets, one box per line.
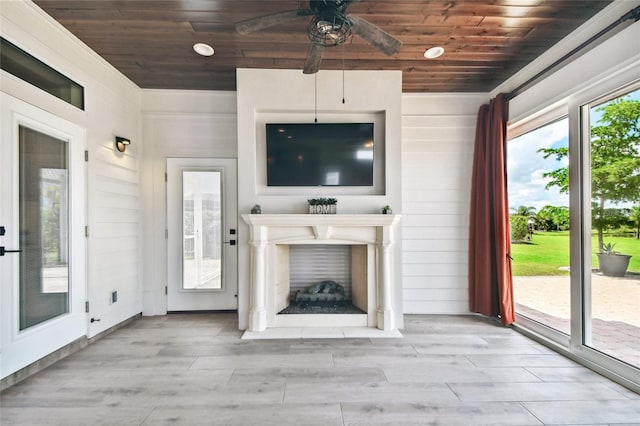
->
[314, 73, 318, 123]
[342, 43, 346, 104]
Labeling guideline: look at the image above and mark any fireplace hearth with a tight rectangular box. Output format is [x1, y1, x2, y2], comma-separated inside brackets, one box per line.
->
[242, 214, 400, 333]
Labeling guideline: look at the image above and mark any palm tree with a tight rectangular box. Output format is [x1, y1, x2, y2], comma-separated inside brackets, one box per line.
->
[511, 205, 537, 217]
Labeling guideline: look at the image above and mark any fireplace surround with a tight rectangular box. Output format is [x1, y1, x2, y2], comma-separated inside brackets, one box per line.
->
[241, 214, 400, 334]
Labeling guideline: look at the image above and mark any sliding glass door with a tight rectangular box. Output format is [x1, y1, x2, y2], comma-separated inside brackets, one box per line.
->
[582, 87, 640, 369]
[508, 81, 639, 388]
[508, 116, 571, 337]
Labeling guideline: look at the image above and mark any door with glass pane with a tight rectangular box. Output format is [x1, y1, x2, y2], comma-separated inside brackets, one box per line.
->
[583, 86, 640, 368]
[166, 158, 237, 311]
[0, 94, 86, 379]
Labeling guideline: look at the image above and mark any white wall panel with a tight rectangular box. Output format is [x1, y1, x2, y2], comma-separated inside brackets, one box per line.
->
[237, 69, 404, 330]
[402, 251, 469, 265]
[402, 157, 474, 180]
[1, 1, 143, 341]
[403, 140, 473, 153]
[403, 300, 469, 314]
[402, 275, 468, 290]
[403, 202, 469, 215]
[403, 126, 475, 141]
[94, 193, 139, 209]
[401, 93, 486, 314]
[402, 226, 468, 240]
[141, 90, 237, 316]
[403, 189, 471, 203]
[403, 263, 466, 277]
[404, 288, 467, 301]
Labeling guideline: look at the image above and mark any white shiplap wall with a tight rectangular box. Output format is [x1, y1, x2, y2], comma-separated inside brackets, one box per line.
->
[1, 1, 143, 339]
[141, 90, 238, 316]
[88, 136, 141, 332]
[401, 94, 487, 314]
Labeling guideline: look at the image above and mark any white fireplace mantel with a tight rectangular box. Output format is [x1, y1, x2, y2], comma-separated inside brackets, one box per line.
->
[241, 214, 400, 333]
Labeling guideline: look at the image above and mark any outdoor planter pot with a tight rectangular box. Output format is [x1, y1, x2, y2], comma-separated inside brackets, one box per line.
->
[597, 253, 632, 277]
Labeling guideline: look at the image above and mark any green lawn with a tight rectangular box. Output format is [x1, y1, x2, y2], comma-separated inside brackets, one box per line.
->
[510, 231, 640, 276]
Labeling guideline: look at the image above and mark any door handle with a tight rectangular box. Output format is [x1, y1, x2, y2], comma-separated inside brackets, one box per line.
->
[0, 246, 22, 256]
[223, 240, 236, 246]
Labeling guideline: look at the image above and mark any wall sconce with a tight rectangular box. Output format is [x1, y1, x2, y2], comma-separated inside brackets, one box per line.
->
[115, 136, 131, 153]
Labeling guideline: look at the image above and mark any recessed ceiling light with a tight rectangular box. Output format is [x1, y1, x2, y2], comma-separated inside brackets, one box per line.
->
[424, 46, 445, 59]
[193, 43, 214, 57]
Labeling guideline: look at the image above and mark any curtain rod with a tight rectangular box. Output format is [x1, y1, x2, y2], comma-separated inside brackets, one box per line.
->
[507, 5, 640, 100]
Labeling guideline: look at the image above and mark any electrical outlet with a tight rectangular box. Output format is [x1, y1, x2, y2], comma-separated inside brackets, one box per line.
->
[111, 291, 118, 303]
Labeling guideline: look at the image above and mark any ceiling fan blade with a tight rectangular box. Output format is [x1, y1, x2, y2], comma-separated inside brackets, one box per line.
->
[303, 43, 324, 74]
[236, 9, 314, 35]
[347, 14, 402, 56]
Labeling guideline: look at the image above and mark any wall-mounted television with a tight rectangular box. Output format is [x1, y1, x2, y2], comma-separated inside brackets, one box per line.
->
[266, 123, 374, 187]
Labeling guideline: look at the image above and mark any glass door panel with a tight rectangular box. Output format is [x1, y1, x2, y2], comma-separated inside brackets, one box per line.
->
[1, 94, 86, 378]
[182, 171, 222, 290]
[585, 87, 640, 367]
[508, 118, 571, 335]
[167, 159, 237, 312]
[18, 126, 69, 330]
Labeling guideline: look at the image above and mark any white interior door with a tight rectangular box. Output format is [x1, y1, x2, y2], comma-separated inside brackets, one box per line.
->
[167, 158, 237, 311]
[0, 94, 86, 379]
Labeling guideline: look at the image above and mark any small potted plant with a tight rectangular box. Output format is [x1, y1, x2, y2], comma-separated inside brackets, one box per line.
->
[596, 242, 632, 277]
[308, 197, 337, 214]
[381, 205, 392, 214]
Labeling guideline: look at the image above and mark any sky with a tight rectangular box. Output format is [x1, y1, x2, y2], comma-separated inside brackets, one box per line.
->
[507, 88, 639, 213]
[507, 118, 569, 211]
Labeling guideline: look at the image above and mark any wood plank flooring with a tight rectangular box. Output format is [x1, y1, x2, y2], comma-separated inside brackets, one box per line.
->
[1, 314, 639, 425]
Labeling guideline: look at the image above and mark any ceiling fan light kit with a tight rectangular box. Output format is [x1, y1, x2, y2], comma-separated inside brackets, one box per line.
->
[308, 13, 352, 46]
[235, 0, 402, 75]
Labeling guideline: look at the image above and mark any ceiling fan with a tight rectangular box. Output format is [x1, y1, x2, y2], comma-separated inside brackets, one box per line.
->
[236, 0, 402, 74]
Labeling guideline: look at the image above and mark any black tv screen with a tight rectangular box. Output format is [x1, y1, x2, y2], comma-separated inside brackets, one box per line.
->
[266, 123, 374, 186]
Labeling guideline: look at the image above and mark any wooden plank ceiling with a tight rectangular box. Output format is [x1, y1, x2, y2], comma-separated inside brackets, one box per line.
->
[33, 0, 613, 92]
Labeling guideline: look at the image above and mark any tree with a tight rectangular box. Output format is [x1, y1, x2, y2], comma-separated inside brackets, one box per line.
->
[511, 205, 537, 217]
[591, 205, 631, 232]
[41, 184, 61, 263]
[536, 205, 569, 231]
[631, 206, 640, 239]
[539, 97, 640, 249]
[510, 215, 529, 242]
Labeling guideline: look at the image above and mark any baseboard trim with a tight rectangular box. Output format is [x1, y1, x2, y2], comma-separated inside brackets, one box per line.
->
[0, 313, 141, 391]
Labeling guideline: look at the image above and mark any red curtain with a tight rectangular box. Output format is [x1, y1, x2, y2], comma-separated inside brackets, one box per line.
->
[468, 93, 515, 325]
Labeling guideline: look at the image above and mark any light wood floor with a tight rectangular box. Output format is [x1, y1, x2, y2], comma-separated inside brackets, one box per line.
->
[1, 314, 639, 425]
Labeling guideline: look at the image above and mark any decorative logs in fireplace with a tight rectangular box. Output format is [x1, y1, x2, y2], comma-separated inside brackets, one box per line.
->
[294, 280, 345, 302]
[280, 280, 365, 315]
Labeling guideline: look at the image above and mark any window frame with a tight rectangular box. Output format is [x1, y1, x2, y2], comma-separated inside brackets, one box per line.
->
[507, 106, 571, 348]
[508, 69, 640, 393]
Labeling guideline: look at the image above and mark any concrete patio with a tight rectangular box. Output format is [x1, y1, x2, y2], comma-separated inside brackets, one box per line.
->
[513, 273, 640, 367]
